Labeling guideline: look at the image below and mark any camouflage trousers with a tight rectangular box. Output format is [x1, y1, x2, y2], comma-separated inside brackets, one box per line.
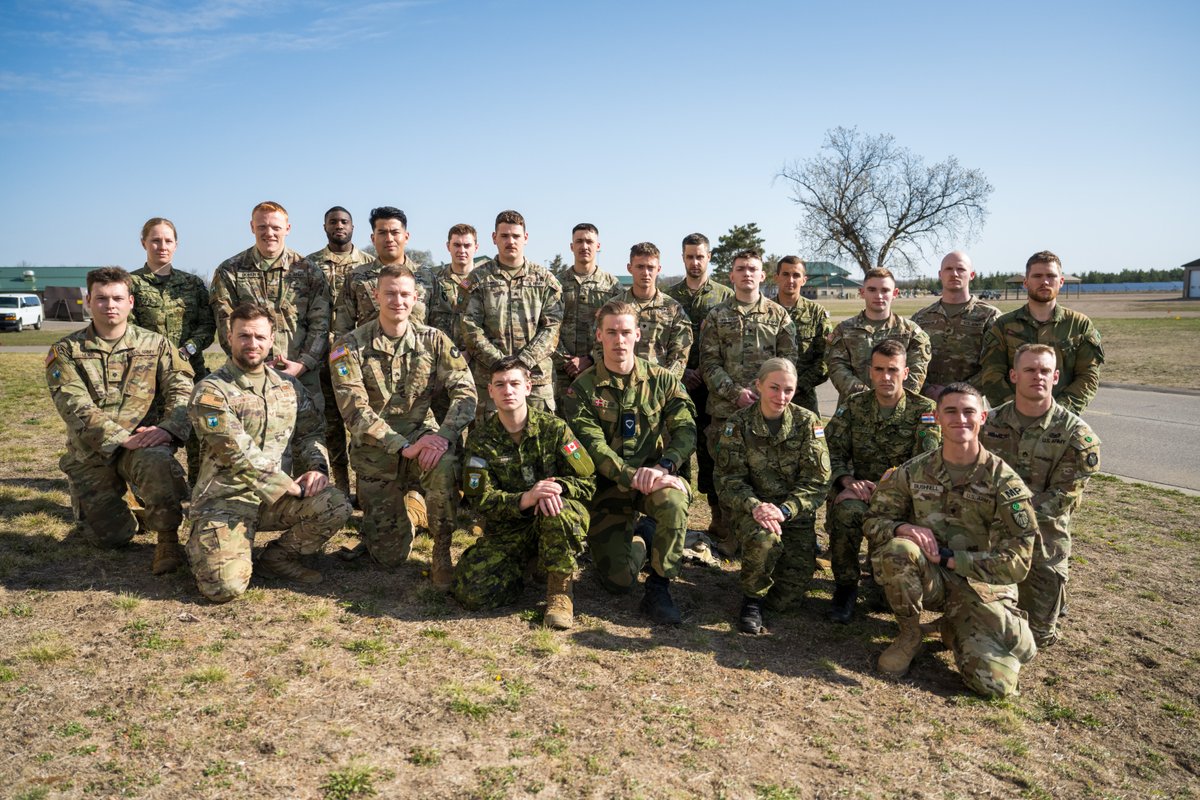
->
[357, 451, 459, 568]
[1019, 525, 1071, 648]
[874, 537, 1037, 698]
[475, 382, 554, 422]
[452, 498, 589, 610]
[735, 510, 817, 610]
[683, 383, 714, 498]
[296, 366, 324, 415]
[61, 446, 187, 546]
[588, 480, 690, 593]
[319, 360, 349, 481]
[828, 497, 872, 587]
[186, 487, 351, 603]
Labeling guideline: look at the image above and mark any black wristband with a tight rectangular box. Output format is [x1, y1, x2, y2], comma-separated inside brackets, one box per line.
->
[658, 458, 676, 475]
[937, 546, 954, 567]
[780, 505, 793, 521]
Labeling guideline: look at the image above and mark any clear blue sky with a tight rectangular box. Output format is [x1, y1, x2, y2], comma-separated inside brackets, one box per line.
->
[1, 0, 1196, 280]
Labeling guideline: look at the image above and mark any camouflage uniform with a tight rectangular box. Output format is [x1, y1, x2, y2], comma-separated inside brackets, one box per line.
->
[461, 258, 563, 415]
[825, 312, 931, 404]
[553, 264, 622, 404]
[452, 409, 596, 610]
[306, 245, 376, 306]
[824, 389, 941, 588]
[130, 265, 215, 482]
[911, 295, 1000, 395]
[664, 277, 733, 500]
[210, 246, 331, 412]
[186, 362, 351, 603]
[329, 320, 476, 567]
[864, 448, 1039, 698]
[978, 305, 1104, 413]
[566, 357, 697, 592]
[982, 401, 1100, 647]
[46, 324, 192, 545]
[714, 403, 831, 608]
[332, 254, 430, 338]
[427, 264, 477, 349]
[593, 288, 692, 380]
[778, 297, 832, 414]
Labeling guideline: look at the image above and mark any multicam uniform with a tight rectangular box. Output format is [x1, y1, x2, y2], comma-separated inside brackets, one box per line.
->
[825, 312, 931, 404]
[864, 448, 1039, 698]
[210, 246, 332, 411]
[778, 297, 832, 414]
[130, 265, 215, 482]
[714, 403, 831, 609]
[329, 320, 476, 569]
[824, 389, 941, 589]
[452, 409, 596, 610]
[186, 362, 351, 603]
[553, 264, 621, 404]
[981, 401, 1100, 647]
[332, 254, 430, 338]
[566, 357, 697, 592]
[461, 258, 563, 415]
[46, 324, 192, 545]
[594, 288, 692, 379]
[978, 305, 1104, 412]
[427, 264, 477, 349]
[910, 296, 1000, 395]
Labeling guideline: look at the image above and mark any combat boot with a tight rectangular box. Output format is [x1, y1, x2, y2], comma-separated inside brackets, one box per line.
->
[708, 502, 737, 558]
[430, 530, 453, 591]
[739, 597, 763, 635]
[828, 584, 857, 624]
[878, 615, 924, 676]
[257, 544, 323, 584]
[151, 529, 184, 575]
[639, 572, 682, 626]
[544, 572, 574, 630]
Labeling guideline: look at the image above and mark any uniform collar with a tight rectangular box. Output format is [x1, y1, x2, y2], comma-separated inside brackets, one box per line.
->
[748, 404, 793, 440]
[594, 356, 648, 388]
[366, 319, 416, 355]
[1018, 302, 1065, 324]
[225, 360, 285, 392]
[873, 391, 908, 419]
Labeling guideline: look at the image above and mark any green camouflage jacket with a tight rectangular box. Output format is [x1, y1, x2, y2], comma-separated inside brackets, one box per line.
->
[592, 288, 692, 379]
[779, 296, 832, 403]
[825, 311, 931, 401]
[332, 254, 429, 337]
[461, 258, 563, 387]
[825, 389, 941, 487]
[665, 276, 733, 371]
[130, 265, 215, 375]
[699, 294, 797, 419]
[305, 245, 375, 307]
[554, 264, 622, 365]
[910, 295, 1001, 389]
[46, 323, 194, 465]
[427, 264, 476, 349]
[714, 402, 831, 519]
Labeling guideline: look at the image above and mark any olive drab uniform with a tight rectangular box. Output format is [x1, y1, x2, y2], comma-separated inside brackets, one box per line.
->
[594, 288, 692, 380]
[779, 296, 832, 415]
[186, 362, 351, 603]
[332, 254, 430, 338]
[329, 320, 477, 573]
[714, 403, 831, 608]
[553, 264, 622, 405]
[981, 401, 1100, 647]
[910, 295, 1000, 395]
[824, 389, 941, 589]
[130, 265, 216, 482]
[306, 245, 376, 494]
[825, 312, 931, 404]
[210, 246, 332, 412]
[664, 277, 733, 502]
[566, 357, 697, 593]
[462, 258, 564, 416]
[452, 409, 596, 610]
[978, 305, 1104, 413]
[46, 324, 192, 546]
[864, 448, 1039, 698]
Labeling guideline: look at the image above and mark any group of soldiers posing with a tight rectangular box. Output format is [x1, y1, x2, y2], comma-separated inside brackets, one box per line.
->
[44, 201, 1104, 699]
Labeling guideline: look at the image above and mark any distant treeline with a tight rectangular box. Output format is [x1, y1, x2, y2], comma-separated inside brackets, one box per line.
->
[904, 267, 1184, 291]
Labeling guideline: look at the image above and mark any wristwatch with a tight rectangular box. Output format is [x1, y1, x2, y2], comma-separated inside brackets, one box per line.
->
[180, 342, 197, 358]
[937, 546, 954, 567]
[657, 458, 676, 475]
[780, 505, 793, 521]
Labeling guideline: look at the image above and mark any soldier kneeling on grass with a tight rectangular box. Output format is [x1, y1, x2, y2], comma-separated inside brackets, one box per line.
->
[452, 356, 595, 629]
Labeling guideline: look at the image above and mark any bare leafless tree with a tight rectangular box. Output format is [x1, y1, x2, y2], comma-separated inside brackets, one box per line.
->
[779, 127, 993, 276]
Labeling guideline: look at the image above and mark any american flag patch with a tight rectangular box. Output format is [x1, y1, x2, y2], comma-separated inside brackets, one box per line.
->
[329, 345, 347, 362]
[44, 348, 58, 367]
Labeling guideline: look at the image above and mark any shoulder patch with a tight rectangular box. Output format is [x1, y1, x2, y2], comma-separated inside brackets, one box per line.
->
[879, 466, 897, 484]
[1002, 487, 1023, 500]
[724, 422, 734, 437]
[813, 423, 825, 438]
[835, 407, 845, 417]
[44, 348, 58, 367]
[329, 344, 348, 362]
[920, 413, 936, 425]
[195, 390, 225, 408]
[561, 438, 595, 477]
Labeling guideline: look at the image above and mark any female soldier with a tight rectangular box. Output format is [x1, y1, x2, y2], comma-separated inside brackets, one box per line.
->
[714, 357, 831, 634]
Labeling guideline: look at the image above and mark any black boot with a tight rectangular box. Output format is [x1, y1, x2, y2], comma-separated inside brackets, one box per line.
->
[739, 597, 763, 635]
[828, 584, 857, 624]
[640, 572, 681, 626]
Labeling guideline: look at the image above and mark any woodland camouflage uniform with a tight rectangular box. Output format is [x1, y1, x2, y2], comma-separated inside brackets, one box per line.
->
[778, 296, 832, 414]
[825, 312, 931, 404]
[910, 295, 1000, 392]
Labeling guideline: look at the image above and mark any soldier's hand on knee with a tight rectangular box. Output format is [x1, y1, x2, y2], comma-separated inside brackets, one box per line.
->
[521, 479, 562, 511]
[752, 501, 785, 535]
[647, 473, 687, 495]
[895, 523, 939, 559]
[296, 471, 329, 497]
[122, 425, 171, 450]
[537, 494, 564, 517]
[632, 466, 666, 495]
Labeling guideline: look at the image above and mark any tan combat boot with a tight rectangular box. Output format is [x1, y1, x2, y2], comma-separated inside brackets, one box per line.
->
[878, 615, 925, 676]
[430, 531, 453, 591]
[544, 572, 574, 630]
[151, 529, 184, 575]
[257, 544, 323, 584]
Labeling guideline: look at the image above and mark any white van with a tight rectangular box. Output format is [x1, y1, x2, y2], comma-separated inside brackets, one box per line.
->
[0, 293, 44, 331]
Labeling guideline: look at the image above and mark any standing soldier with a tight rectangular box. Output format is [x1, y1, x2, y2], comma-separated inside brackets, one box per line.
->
[566, 301, 697, 626]
[462, 210, 563, 416]
[329, 264, 477, 589]
[823, 340, 940, 623]
[47, 267, 192, 575]
[306, 206, 375, 497]
[604, 242, 691, 378]
[130, 217, 214, 484]
[911, 251, 1000, 400]
[978, 250, 1104, 413]
[210, 201, 331, 411]
[333, 206, 430, 337]
[453, 357, 596, 628]
[982, 344, 1100, 647]
[699, 249, 797, 555]
[772, 256, 832, 414]
[553, 223, 621, 406]
[428, 223, 482, 349]
[714, 358, 830, 635]
[187, 303, 351, 603]
[825, 267, 931, 405]
[864, 383, 1038, 699]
